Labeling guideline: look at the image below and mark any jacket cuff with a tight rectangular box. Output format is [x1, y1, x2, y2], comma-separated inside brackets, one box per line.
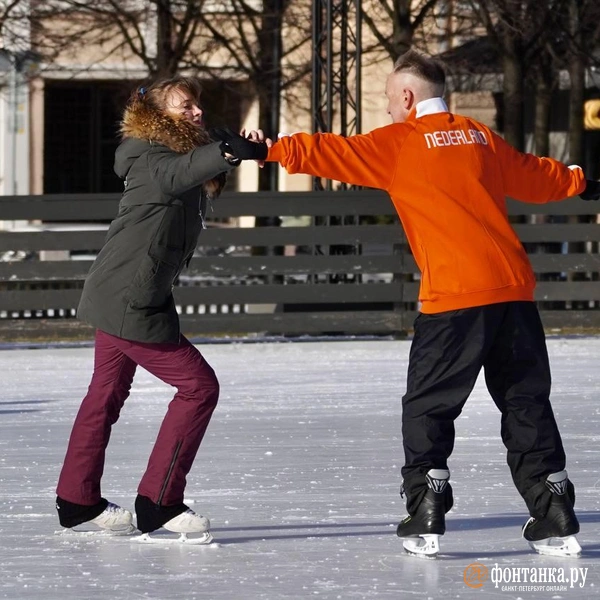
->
[267, 143, 285, 163]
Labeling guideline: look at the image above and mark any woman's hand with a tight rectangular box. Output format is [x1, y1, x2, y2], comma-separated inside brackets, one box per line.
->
[209, 127, 268, 163]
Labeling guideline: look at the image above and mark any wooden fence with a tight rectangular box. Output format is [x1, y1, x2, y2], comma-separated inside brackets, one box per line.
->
[0, 190, 599, 341]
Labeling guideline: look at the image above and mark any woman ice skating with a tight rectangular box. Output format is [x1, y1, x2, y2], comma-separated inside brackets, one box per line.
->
[55, 75, 267, 542]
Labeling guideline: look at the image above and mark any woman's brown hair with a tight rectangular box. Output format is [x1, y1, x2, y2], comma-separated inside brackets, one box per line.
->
[132, 76, 203, 113]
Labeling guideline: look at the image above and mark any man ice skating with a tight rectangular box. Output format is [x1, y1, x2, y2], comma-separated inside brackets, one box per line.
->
[212, 49, 600, 558]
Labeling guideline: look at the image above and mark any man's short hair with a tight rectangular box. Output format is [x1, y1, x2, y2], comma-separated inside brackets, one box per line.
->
[393, 49, 446, 88]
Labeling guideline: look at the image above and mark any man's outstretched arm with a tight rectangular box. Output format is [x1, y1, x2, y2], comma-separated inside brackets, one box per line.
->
[492, 131, 587, 202]
[212, 126, 407, 191]
[266, 130, 401, 190]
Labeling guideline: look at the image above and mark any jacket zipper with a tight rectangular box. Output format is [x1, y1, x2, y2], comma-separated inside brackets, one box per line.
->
[157, 439, 183, 506]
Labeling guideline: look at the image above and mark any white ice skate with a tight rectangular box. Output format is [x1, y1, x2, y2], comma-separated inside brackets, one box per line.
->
[138, 509, 213, 545]
[69, 502, 136, 536]
[402, 534, 440, 559]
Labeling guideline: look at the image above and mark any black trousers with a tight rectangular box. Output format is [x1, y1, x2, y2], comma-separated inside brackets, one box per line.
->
[401, 301, 568, 519]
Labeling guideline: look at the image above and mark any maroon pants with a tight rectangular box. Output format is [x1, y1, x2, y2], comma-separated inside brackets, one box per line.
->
[56, 330, 219, 506]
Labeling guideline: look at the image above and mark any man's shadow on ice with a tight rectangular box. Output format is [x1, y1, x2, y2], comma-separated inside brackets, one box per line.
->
[212, 520, 394, 544]
[212, 512, 600, 554]
[450, 510, 600, 530]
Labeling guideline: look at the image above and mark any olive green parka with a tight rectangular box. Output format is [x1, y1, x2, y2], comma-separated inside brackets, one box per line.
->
[77, 97, 236, 343]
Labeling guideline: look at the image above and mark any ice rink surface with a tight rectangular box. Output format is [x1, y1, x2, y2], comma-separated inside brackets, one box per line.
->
[1, 336, 599, 600]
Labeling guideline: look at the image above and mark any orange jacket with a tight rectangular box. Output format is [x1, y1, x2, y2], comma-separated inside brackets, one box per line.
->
[267, 99, 586, 313]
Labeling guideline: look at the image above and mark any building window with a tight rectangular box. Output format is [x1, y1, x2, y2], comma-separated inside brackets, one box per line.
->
[44, 80, 133, 194]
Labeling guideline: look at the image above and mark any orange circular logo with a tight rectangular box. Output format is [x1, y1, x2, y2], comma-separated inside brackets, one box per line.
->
[464, 563, 489, 588]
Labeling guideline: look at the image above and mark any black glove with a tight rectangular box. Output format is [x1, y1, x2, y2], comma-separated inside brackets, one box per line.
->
[209, 126, 268, 161]
[580, 179, 600, 201]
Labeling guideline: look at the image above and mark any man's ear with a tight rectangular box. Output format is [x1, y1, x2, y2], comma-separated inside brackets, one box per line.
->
[403, 88, 415, 110]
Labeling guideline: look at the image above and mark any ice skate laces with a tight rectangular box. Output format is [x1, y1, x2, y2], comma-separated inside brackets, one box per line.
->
[163, 508, 210, 533]
[90, 502, 134, 532]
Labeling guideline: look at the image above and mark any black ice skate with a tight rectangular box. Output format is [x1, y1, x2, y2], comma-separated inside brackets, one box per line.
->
[522, 470, 581, 558]
[397, 469, 450, 559]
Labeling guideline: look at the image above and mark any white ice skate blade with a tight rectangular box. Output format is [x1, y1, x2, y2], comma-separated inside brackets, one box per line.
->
[528, 535, 582, 558]
[136, 531, 214, 545]
[402, 534, 440, 559]
[57, 524, 137, 537]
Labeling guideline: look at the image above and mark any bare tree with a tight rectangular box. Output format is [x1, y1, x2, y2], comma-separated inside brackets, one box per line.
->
[28, 1, 211, 77]
[560, 0, 600, 165]
[361, 0, 443, 63]
[27, 1, 311, 192]
[192, 0, 311, 191]
[466, 1, 541, 151]
[517, 0, 600, 161]
[463, 0, 600, 157]
[1, 0, 27, 46]
[525, 2, 565, 157]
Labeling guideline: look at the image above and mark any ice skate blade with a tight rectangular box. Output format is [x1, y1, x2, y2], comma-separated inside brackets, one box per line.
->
[402, 534, 440, 559]
[528, 535, 582, 558]
[59, 524, 137, 537]
[137, 531, 214, 545]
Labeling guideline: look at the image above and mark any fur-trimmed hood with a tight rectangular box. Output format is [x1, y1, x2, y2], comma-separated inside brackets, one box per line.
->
[120, 97, 213, 152]
[117, 97, 226, 196]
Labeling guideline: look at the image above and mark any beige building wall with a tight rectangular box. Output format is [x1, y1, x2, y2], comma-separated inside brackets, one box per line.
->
[450, 92, 497, 130]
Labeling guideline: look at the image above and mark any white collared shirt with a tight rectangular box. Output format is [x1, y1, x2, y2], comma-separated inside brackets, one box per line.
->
[415, 97, 449, 118]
